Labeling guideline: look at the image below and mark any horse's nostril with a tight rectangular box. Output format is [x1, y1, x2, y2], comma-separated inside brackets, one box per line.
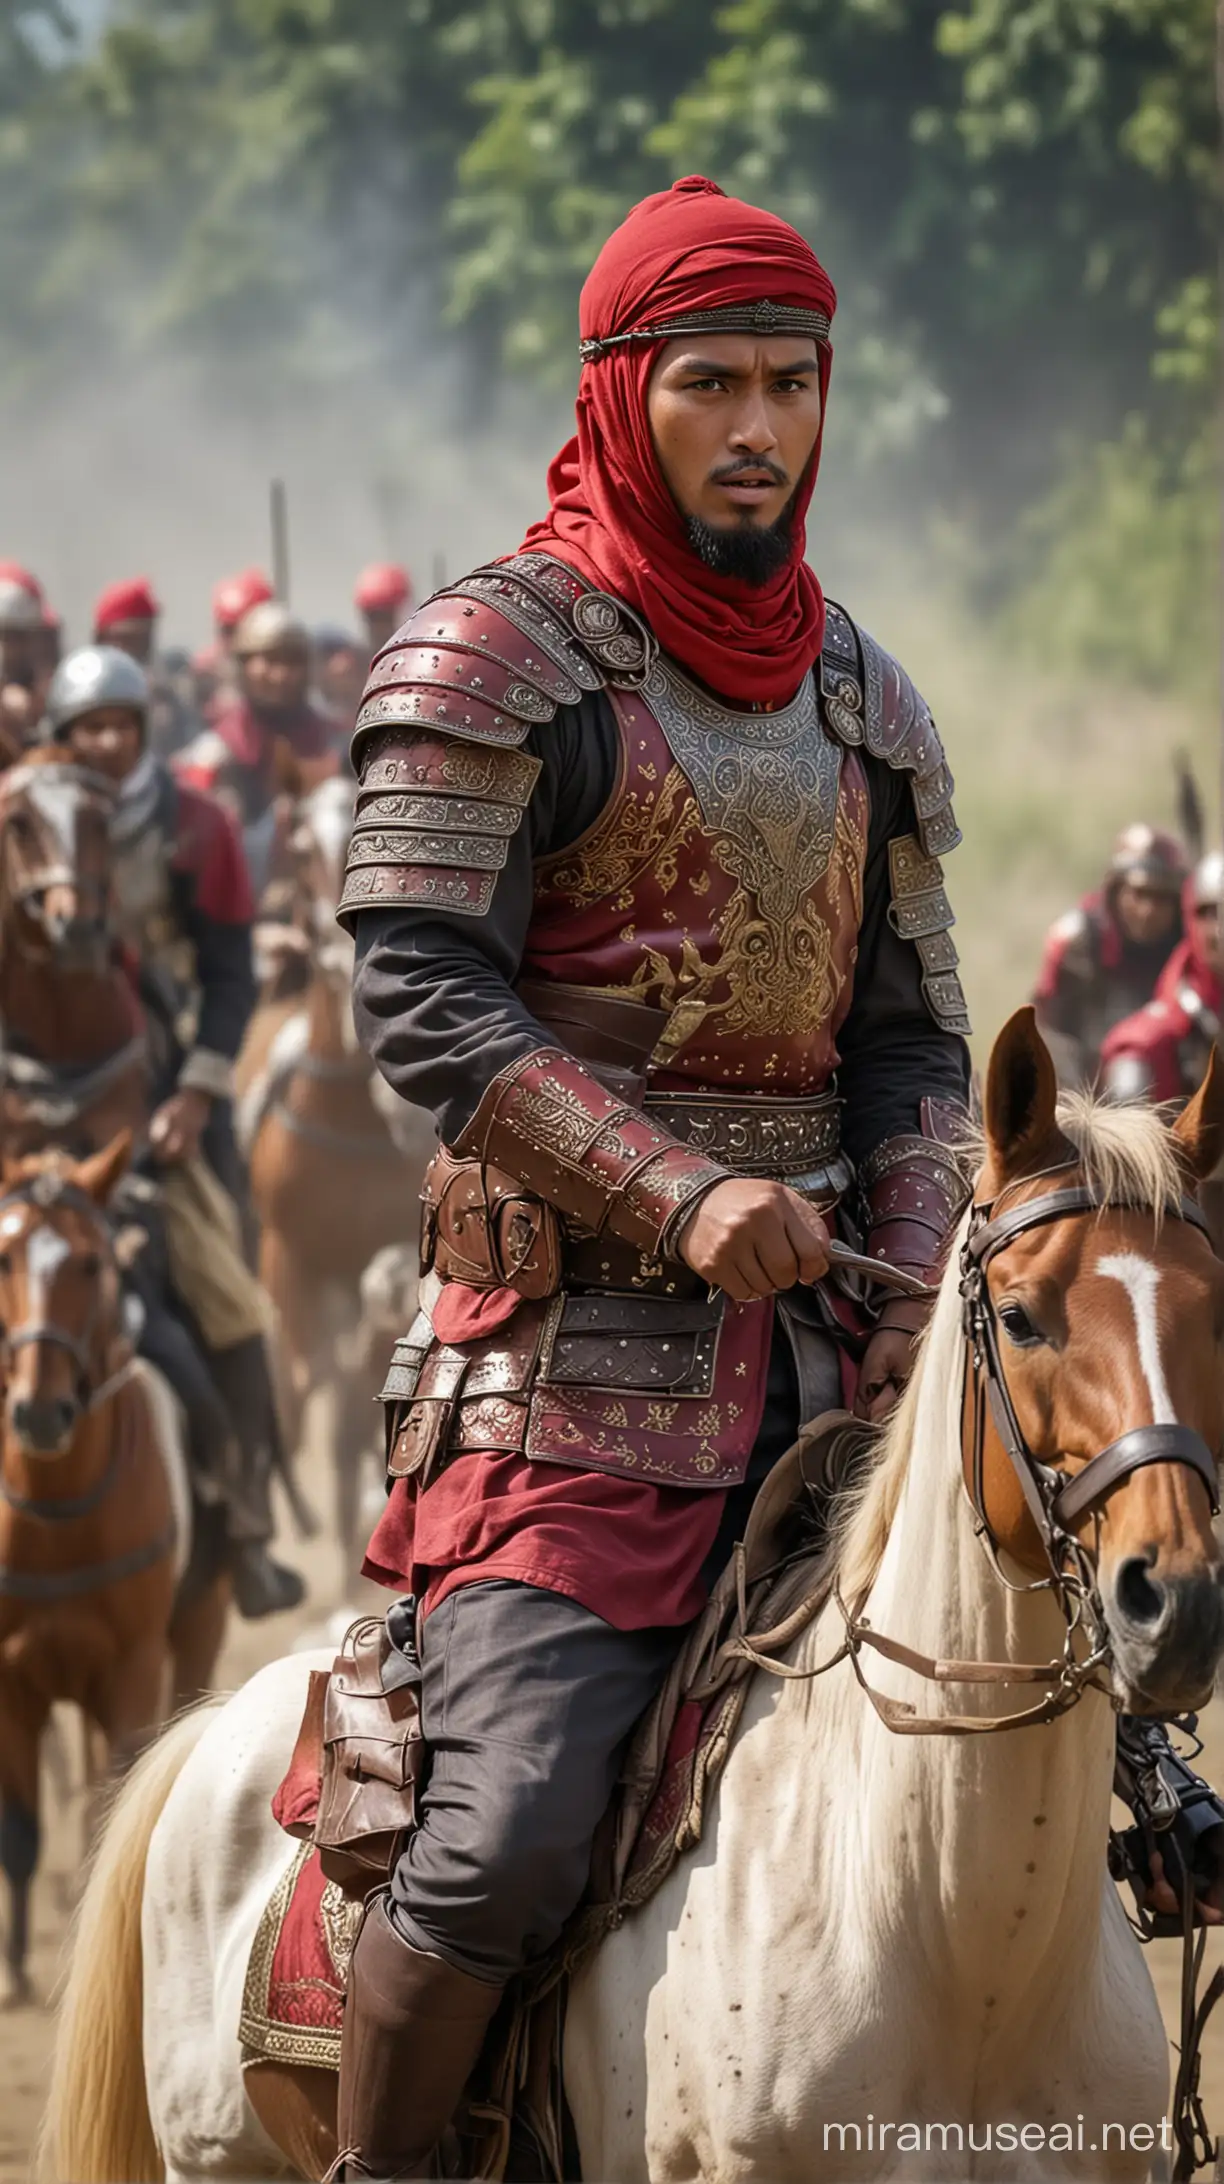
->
[1115, 1552, 1167, 1627]
[11, 1395, 78, 1450]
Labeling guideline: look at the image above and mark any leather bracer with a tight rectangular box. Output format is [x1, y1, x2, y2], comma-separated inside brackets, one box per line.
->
[859, 1095, 970, 1330]
[454, 1047, 729, 1260]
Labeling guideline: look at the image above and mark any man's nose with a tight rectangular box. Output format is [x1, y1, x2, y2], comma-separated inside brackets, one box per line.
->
[728, 391, 779, 452]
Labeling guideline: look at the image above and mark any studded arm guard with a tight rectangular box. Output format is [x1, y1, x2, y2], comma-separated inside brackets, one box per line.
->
[858, 1096, 970, 1331]
[454, 1047, 729, 1260]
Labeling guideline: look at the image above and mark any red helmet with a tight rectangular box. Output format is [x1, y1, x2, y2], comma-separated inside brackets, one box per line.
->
[0, 560, 44, 606]
[1107, 824, 1187, 895]
[94, 575, 160, 634]
[212, 567, 274, 633]
[354, 561, 411, 615]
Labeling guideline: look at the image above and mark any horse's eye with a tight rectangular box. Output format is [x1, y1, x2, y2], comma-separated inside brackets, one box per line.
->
[80, 1252, 101, 1278]
[999, 1300, 1042, 1348]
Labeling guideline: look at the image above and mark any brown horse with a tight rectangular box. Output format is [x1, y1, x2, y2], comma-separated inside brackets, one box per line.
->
[0, 1134, 183, 2004]
[239, 776, 434, 1571]
[0, 754, 149, 1156]
[0, 753, 231, 1706]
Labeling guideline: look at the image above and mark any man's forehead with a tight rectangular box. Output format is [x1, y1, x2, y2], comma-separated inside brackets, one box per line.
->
[653, 331, 822, 376]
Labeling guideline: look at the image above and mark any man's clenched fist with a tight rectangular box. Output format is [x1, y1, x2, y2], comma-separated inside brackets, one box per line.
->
[678, 1178, 831, 1302]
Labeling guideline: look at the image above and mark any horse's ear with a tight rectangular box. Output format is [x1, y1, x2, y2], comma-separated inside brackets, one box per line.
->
[73, 1130, 132, 1206]
[1171, 1045, 1224, 1183]
[983, 1007, 1063, 1181]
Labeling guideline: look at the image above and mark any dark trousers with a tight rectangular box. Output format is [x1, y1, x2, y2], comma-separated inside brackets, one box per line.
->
[389, 1581, 679, 1984]
[387, 1317, 836, 1986]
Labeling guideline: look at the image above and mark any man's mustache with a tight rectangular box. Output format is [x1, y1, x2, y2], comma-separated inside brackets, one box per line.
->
[708, 455, 789, 487]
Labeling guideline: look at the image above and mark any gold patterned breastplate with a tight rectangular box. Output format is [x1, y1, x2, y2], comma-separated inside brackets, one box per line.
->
[526, 656, 870, 1095]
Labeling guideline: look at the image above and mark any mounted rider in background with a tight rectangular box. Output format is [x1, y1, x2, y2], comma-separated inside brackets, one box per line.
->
[1101, 851, 1224, 1106]
[177, 602, 342, 898]
[43, 644, 303, 1619]
[1033, 823, 1186, 1086]
[91, 574, 203, 760]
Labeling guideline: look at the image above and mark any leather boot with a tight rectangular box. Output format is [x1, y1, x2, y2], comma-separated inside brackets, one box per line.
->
[335, 1891, 502, 2179]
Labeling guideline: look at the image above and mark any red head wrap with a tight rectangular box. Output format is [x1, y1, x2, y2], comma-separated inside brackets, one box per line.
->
[521, 177, 836, 707]
[213, 567, 274, 632]
[94, 575, 159, 632]
[355, 561, 412, 613]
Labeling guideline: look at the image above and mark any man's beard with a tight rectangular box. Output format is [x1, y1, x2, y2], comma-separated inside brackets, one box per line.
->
[683, 502, 796, 587]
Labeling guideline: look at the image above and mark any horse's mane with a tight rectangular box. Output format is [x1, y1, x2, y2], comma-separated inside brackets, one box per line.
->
[833, 1089, 1185, 1599]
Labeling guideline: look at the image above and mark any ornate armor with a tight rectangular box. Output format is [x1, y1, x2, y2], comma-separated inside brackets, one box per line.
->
[341, 553, 970, 1492]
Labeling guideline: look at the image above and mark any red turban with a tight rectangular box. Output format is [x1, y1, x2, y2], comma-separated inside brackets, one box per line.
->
[94, 575, 159, 632]
[521, 177, 836, 707]
[355, 561, 412, 613]
[213, 567, 274, 632]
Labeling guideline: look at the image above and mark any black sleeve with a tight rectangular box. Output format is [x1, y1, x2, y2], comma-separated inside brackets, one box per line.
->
[836, 758, 971, 1166]
[352, 693, 620, 1142]
[190, 914, 257, 1061]
[170, 864, 257, 1063]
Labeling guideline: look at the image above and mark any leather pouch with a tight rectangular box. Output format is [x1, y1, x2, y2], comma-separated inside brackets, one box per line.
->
[541, 1293, 723, 1397]
[313, 1611, 424, 1893]
[420, 1146, 561, 1299]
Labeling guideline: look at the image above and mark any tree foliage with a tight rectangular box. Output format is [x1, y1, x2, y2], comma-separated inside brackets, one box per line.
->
[0, 0, 1216, 680]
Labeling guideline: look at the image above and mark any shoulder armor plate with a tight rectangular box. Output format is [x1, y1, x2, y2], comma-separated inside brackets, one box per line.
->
[340, 553, 653, 928]
[818, 600, 960, 862]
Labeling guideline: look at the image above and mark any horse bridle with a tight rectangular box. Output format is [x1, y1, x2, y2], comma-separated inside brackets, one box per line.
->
[0, 1177, 129, 1436]
[961, 1179, 1220, 1572]
[745, 1172, 1224, 1742]
[0, 768, 112, 954]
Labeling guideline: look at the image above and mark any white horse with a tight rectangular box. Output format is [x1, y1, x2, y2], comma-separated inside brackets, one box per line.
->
[43, 1012, 1224, 2181]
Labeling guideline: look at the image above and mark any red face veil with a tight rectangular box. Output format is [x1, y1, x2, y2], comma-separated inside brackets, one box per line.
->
[521, 177, 837, 709]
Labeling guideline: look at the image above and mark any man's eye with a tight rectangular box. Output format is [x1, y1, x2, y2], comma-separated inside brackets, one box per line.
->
[686, 377, 725, 392]
[999, 1300, 1043, 1348]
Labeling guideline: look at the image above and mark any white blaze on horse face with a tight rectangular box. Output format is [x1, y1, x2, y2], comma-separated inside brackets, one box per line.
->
[1096, 1251, 1175, 1425]
[26, 1222, 72, 1318]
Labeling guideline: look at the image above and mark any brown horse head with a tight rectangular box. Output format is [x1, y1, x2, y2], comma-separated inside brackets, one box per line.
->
[0, 752, 115, 974]
[967, 1006, 1224, 1713]
[0, 1133, 131, 1456]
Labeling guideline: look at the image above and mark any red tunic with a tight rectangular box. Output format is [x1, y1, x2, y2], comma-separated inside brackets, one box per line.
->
[364, 1295, 778, 1628]
[1100, 937, 1222, 1102]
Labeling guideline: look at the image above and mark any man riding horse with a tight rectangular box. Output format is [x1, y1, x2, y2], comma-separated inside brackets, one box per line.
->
[335, 179, 1223, 2176]
[178, 601, 341, 894]
[43, 642, 303, 1618]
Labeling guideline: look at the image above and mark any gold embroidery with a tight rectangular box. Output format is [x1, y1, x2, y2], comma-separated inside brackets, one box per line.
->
[545, 762, 701, 902]
[628, 785, 868, 1057]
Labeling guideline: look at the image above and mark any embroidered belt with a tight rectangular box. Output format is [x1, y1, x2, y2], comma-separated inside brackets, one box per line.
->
[642, 1089, 847, 1192]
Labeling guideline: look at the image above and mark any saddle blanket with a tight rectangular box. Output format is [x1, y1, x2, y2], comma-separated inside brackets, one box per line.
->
[239, 1840, 360, 2070]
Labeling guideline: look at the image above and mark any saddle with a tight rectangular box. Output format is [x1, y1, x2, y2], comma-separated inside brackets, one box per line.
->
[255, 1412, 874, 2177]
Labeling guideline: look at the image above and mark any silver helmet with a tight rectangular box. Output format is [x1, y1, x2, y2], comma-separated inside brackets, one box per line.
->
[0, 579, 43, 634]
[44, 645, 149, 740]
[231, 600, 309, 658]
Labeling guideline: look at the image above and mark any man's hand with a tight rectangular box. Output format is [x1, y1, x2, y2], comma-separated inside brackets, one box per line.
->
[855, 1324, 918, 1424]
[149, 1088, 213, 1167]
[677, 1178, 830, 1302]
[1143, 1840, 1224, 1928]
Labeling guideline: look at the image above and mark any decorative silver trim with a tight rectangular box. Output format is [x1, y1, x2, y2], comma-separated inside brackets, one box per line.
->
[580, 300, 832, 363]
